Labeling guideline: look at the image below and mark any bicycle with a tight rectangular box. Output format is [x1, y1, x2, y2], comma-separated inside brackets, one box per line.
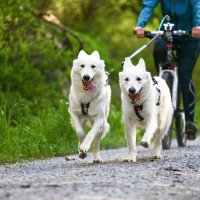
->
[142, 16, 189, 149]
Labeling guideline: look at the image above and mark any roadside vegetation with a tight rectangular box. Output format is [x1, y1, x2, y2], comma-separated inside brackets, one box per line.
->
[0, 0, 199, 164]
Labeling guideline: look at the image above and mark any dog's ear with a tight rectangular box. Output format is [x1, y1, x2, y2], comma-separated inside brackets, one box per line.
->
[123, 57, 133, 71]
[137, 58, 146, 71]
[91, 50, 100, 59]
[78, 50, 88, 59]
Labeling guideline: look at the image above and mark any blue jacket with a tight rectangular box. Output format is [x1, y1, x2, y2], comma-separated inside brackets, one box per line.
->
[137, 0, 200, 31]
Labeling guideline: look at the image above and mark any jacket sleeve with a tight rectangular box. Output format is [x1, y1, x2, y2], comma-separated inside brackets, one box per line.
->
[191, 0, 200, 27]
[136, 0, 159, 27]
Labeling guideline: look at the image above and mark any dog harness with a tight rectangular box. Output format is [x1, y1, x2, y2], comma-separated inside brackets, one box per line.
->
[134, 105, 144, 121]
[129, 77, 161, 121]
[152, 77, 161, 106]
[81, 103, 90, 115]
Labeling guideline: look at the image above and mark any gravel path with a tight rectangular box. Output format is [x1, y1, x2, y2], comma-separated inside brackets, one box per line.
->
[0, 138, 200, 200]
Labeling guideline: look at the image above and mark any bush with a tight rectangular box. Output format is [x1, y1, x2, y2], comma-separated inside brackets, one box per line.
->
[0, 99, 77, 164]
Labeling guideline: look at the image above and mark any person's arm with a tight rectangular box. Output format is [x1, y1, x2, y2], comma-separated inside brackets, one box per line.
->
[137, 0, 159, 28]
[135, 0, 159, 38]
[191, 0, 200, 38]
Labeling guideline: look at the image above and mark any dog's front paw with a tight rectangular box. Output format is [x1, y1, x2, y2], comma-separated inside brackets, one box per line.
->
[79, 149, 87, 159]
[140, 140, 150, 148]
[123, 154, 136, 163]
[93, 153, 102, 163]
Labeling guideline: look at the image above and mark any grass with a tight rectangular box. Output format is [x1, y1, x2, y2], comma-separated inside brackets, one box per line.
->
[0, 98, 130, 165]
[0, 99, 77, 164]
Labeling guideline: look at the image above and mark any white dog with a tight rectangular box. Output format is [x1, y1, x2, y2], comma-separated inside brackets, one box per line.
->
[68, 50, 111, 163]
[119, 57, 173, 162]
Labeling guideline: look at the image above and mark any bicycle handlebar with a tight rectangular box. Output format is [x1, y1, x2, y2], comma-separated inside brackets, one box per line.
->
[130, 16, 191, 59]
[144, 30, 190, 39]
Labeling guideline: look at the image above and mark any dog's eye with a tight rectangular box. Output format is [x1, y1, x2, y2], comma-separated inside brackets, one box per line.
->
[125, 77, 129, 81]
[91, 65, 96, 68]
[136, 77, 141, 81]
[80, 64, 85, 68]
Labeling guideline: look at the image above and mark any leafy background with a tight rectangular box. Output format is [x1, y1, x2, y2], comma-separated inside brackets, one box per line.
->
[0, 0, 199, 164]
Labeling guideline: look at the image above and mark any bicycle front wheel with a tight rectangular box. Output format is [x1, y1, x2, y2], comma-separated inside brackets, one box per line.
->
[161, 71, 174, 150]
[175, 87, 187, 147]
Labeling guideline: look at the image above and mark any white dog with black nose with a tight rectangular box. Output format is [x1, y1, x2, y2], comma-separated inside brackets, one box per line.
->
[68, 50, 111, 163]
[119, 57, 173, 162]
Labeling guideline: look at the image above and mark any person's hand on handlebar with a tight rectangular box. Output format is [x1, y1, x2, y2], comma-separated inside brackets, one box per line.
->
[192, 26, 200, 38]
[134, 26, 145, 38]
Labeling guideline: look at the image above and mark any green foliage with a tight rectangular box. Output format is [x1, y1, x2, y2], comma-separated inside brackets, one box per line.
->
[0, 99, 77, 164]
[0, 2, 66, 112]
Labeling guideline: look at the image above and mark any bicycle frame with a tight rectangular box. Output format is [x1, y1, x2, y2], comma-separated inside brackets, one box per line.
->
[159, 66, 186, 139]
[157, 19, 186, 141]
[159, 69, 178, 109]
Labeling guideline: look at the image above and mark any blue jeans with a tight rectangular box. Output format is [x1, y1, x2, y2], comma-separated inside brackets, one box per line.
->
[153, 37, 200, 122]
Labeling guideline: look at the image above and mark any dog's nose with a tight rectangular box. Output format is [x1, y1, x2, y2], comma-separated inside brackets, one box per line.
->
[83, 75, 90, 81]
[129, 87, 136, 94]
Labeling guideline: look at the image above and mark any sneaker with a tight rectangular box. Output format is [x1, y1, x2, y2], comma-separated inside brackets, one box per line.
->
[185, 121, 197, 140]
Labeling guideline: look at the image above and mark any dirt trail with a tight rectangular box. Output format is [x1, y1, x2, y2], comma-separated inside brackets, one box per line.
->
[0, 138, 200, 200]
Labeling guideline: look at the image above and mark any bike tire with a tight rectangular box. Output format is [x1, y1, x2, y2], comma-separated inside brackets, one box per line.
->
[162, 124, 173, 150]
[161, 71, 174, 150]
[175, 87, 187, 147]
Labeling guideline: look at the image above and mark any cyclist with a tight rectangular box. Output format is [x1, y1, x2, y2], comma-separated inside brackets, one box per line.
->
[134, 0, 200, 140]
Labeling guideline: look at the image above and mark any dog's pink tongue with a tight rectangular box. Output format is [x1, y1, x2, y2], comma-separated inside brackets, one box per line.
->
[130, 93, 140, 103]
[88, 82, 96, 92]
